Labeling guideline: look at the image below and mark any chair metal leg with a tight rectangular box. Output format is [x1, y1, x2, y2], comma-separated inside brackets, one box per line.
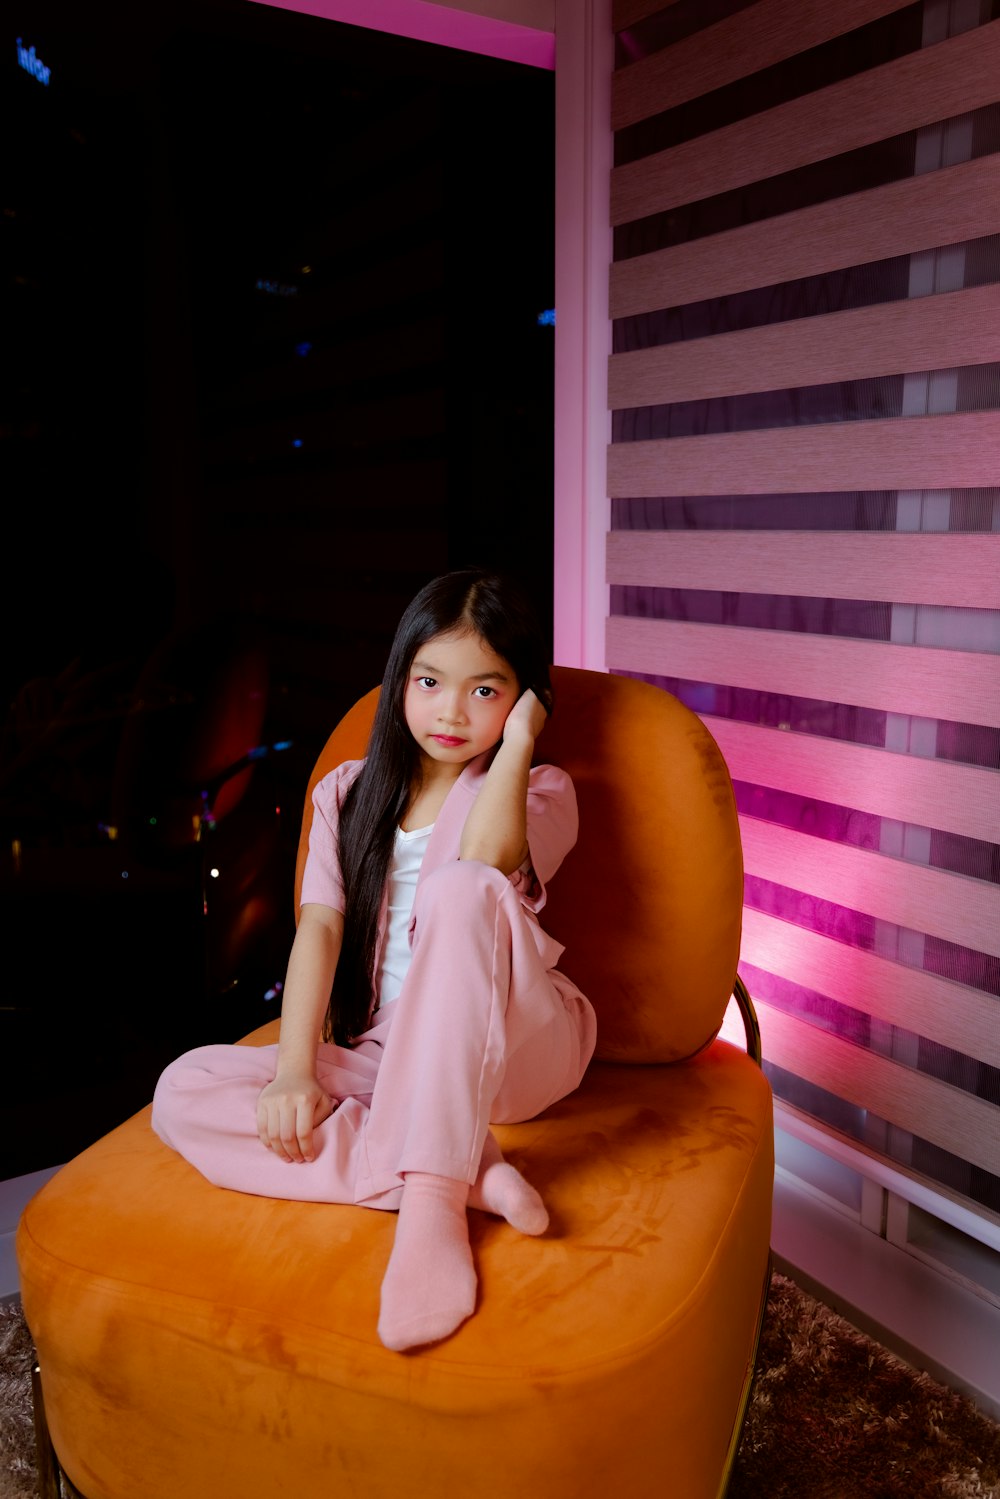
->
[715, 976, 771, 1493]
[31, 1363, 63, 1499]
[716, 1253, 773, 1499]
[733, 974, 763, 1067]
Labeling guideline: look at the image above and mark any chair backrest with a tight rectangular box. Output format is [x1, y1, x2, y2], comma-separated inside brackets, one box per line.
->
[294, 666, 743, 1064]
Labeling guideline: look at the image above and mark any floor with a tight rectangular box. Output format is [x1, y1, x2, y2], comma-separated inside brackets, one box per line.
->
[1, 1166, 61, 1302]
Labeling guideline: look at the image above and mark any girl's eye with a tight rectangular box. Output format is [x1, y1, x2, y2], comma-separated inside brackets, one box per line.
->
[473, 686, 497, 699]
[417, 676, 437, 689]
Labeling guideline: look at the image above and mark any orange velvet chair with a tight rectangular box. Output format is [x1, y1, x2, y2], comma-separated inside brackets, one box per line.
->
[18, 668, 773, 1499]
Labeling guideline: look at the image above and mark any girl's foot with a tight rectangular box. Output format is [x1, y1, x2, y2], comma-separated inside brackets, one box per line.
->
[378, 1173, 476, 1352]
[468, 1132, 549, 1236]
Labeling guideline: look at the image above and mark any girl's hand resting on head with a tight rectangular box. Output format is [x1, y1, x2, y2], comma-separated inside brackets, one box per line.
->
[502, 688, 549, 747]
[256, 1071, 335, 1163]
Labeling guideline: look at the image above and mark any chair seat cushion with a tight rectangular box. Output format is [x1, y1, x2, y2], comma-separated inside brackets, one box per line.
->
[18, 1024, 772, 1499]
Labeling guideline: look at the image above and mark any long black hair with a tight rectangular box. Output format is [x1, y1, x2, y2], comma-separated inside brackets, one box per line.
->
[326, 568, 551, 1045]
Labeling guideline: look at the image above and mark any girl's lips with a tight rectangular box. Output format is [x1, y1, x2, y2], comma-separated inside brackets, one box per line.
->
[432, 734, 466, 747]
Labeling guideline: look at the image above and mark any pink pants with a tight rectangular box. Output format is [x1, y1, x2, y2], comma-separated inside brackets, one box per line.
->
[152, 861, 597, 1210]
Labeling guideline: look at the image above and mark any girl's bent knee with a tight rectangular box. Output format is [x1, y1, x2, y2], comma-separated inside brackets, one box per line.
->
[415, 859, 509, 914]
[156, 1044, 228, 1088]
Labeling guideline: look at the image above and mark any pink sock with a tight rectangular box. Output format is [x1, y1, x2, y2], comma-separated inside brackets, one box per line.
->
[468, 1133, 549, 1236]
[378, 1173, 476, 1352]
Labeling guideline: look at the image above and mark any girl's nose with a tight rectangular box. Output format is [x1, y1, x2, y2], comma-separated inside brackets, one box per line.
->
[440, 693, 467, 725]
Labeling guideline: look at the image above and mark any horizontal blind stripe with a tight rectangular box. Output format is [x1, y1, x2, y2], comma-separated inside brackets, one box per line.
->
[740, 815, 1000, 957]
[704, 717, 1000, 843]
[607, 616, 1000, 727]
[613, 0, 685, 30]
[608, 284, 1000, 408]
[757, 1000, 1000, 1175]
[606, 411, 1000, 494]
[606, 530, 1000, 609]
[612, 0, 914, 130]
[610, 155, 1000, 318]
[610, 20, 1000, 225]
[742, 907, 1000, 1068]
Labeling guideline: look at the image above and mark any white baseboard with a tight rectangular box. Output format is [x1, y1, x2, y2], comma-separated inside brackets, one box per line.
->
[0, 1166, 63, 1301]
[772, 1170, 1000, 1422]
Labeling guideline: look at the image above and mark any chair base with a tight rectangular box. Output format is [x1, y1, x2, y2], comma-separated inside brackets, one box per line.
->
[21, 1041, 773, 1499]
[31, 1256, 776, 1499]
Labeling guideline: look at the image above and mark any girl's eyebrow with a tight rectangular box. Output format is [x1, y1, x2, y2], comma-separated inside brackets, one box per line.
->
[411, 659, 513, 684]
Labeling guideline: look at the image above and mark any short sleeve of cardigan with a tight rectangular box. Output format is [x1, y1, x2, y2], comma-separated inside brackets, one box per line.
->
[508, 763, 579, 915]
[299, 760, 363, 913]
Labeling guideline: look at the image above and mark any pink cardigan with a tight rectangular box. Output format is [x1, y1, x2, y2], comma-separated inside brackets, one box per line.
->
[299, 751, 578, 979]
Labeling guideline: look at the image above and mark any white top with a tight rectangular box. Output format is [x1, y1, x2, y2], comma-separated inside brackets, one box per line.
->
[375, 823, 433, 1011]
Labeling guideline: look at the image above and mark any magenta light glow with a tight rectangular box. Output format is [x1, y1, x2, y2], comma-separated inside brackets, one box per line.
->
[244, 0, 555, 70]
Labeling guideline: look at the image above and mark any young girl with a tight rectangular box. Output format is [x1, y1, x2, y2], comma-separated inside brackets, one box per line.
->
[152, 568, 597, 1352]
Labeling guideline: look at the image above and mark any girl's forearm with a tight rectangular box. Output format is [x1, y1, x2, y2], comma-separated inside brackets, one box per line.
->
[459, 732, 533, 874]
[275, 905, 344, 1073]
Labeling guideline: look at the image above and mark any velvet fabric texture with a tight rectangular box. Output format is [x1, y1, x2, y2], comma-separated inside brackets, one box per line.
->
[18, 669, 772, 1499]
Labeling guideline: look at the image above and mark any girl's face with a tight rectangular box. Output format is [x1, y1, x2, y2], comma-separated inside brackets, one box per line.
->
[403, 629, 519, 771]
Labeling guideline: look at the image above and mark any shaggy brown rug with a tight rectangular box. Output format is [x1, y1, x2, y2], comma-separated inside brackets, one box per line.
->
[0, 1301, 34, 1499]
[730, 1275, 1000, 1499]
[2, 1275, 999, 1498]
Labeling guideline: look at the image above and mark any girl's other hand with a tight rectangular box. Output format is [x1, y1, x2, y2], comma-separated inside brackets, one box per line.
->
[503, 688, 549, 746]
[256, 1071, 335, 1163]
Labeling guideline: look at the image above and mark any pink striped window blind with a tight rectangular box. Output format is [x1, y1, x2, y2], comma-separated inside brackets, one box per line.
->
[608, 0, 1000, 1218]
